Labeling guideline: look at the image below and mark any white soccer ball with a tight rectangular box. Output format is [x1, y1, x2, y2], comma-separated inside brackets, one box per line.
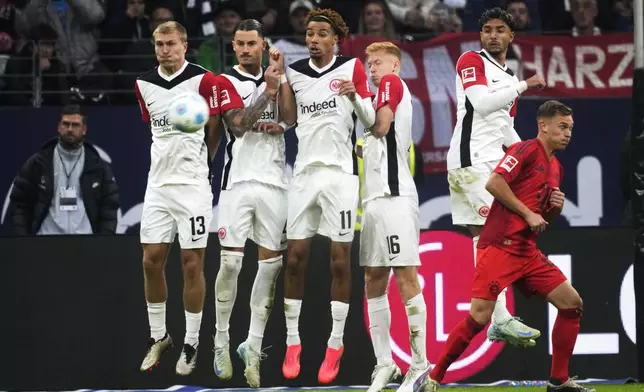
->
[167, 92, 209, 133]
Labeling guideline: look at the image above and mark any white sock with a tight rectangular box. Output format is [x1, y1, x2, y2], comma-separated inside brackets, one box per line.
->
[185, 310, 202, 347]
[284, 298, 302, 346]
[247, 256, 282, 352]
[327, 301, 349, 350]
[405, 293, 428, 369]
[214, 250, 243, 348]
[147, 302, 166, 341]
[472, 235, 480, 266]
[492, 288, 513, 324]
[367, 295, 393, 366]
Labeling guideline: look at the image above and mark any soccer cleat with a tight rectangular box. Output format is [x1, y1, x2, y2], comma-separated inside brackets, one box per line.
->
[213, 340, 233, 380]
[366, 363, 401, 392]
[487, 317, 540, 348]
[547, 377, 596, 392]
[418, 375, 440, 392]
[175, 343, 198, 376]
[282, 344, 301, 379]
[236, 341, 266, 388]
[397, 363, 431, 392]
[140, 333, 172, 371]
[318, 345, 344, 384]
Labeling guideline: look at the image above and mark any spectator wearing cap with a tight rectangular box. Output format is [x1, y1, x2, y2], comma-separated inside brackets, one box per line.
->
[270, 0, 315, 67]
[198, 2, 245, 74]
[356, 0, 398, 40]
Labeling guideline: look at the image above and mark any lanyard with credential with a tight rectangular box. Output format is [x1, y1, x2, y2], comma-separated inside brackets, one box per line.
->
[57, 149, 82, 189]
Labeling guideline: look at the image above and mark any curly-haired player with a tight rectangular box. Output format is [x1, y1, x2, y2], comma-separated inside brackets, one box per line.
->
[268, 8, 375, 384]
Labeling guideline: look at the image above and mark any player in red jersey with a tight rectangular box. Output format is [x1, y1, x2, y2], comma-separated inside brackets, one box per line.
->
[423, 101, 595, 392]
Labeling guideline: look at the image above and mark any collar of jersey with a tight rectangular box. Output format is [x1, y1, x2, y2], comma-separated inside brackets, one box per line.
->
[308, 55, 337, 73]
[157, 60, 189, 81]
[479, 49, 507, 70]
[234, 65, 263, 80]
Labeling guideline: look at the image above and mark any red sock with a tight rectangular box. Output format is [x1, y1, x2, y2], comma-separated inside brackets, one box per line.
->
[550, 308, 581, 383]
[430, 315, 485, 383]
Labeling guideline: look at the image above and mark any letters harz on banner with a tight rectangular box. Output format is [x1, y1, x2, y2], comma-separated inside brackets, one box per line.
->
[340, 33, 634, 174]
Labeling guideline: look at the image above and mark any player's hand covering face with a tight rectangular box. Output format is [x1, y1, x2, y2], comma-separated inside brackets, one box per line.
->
[305, 21, 337, 59]
[154, 31, 187, 69]
[480, 18, 514, 55]
[233, 30, 264, 68]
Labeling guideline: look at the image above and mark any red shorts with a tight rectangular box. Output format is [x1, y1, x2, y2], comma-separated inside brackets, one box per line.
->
[472, 245, 567, 300]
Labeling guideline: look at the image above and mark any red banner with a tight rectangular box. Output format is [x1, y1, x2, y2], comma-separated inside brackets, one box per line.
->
[340, 33, 634, 173]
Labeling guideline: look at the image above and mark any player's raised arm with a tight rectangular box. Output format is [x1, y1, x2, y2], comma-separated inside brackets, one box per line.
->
[268, 47, 297, 128]
[338, 59, 375, 128]
[486, 150, 547, 232]
[370, 73, 403, 138]
[223, 66, 281, 137]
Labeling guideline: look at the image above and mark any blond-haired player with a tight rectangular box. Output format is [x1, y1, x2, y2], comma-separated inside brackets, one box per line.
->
[361, 41, 430, 392]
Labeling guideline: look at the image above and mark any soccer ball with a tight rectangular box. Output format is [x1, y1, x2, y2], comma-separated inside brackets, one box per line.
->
[167, 92, 209, 133]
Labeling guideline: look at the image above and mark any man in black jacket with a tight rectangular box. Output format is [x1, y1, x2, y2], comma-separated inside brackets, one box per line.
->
[10, 105, 120, 235]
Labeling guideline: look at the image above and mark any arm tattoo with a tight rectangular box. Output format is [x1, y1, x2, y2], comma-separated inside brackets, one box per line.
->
[223, 91, 274, 137]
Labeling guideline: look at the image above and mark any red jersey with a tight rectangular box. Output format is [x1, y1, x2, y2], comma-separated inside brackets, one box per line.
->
[478, 138, 563, 256]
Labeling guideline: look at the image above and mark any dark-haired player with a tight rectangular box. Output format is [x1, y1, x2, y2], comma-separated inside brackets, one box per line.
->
[425, 101, 595, 392]
[135, 21, 278, 376]
[446, 7, 545, 347]
[271, 8, 375, 384]
[211, 19, 292, 388]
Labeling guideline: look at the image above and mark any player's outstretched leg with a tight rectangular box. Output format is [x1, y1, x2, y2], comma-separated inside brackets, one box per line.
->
[318, 241, 351, 384]
[545, 282, 595, 392]
[282, 238, 311, 379]
[238, 249, 283, 388]
[470, 231, 540, 347]
[176, 248, 206, 376]
[393, 267, 430, 392]
[140, 244, 173, 372]
[365, 267, 400, 392]
[213, 249, 243, 380]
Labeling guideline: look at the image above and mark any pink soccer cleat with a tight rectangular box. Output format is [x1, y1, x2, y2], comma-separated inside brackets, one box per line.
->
[282, 344, 302, 379]
[318, 346, 344, 384]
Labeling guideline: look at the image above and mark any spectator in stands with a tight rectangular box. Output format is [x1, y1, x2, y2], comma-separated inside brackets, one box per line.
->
[21, 0, 112, 102]
[271, 0, 314, 67]
[1, 24, 67, 105]
[198, 2, 243, 74]
[0, 0, 18, 55]
[386, 0, 435, 32]
[613, 0, 634, 32]
[10, 104, 119, 236]
[242, 0, 280, 35]
[570, 0, 601, 36]
[506, 0, 533, 32]
[426, 2, 462, 33]
[117, 5, 174, 103]
[357, 0, 398, 40]
[100, 0, 150, 72]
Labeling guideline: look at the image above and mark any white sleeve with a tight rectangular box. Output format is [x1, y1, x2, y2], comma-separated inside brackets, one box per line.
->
[503, 126, 521, 147]
[464, 81, 528, 117]
[351, 96, 376, 129]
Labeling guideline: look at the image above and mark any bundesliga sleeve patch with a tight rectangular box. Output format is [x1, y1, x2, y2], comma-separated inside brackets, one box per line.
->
[500, 155, 519, 172]
[461, 67, 476, 84]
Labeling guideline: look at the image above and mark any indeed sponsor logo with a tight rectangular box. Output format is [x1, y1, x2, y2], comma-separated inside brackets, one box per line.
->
[151, 116, 173, 132]
[260, 110, 276, 121]
[299, 98, 337, 117]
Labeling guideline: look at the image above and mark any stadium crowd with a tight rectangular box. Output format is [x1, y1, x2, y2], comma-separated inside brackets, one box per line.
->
[0, 0, 637, 105]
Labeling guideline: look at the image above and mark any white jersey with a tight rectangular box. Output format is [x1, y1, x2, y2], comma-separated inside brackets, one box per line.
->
[446, 49, 520, 170]
[286, 56, 373, 175]
[220, 65, 288, 190]
[363, 74, 417, 203]
[135, 61, 219, 188]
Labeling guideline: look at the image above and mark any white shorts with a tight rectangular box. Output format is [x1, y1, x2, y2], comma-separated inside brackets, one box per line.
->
[287, 166, 359, 243]
[217, 181, 288, 251]
[448, 161, 497, 227]
[359, 196, 421, 267]
[140, 184, 213, 249]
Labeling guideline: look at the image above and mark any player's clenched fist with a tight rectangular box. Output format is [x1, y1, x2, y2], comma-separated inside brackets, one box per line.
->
[264, 65, 281, 92]
[268, 47, 284, 73]
[526, 74, 546, 90]
[525, 211, 548, 233]
[549, 187, 565, 210]
[337, 80, 357, 101]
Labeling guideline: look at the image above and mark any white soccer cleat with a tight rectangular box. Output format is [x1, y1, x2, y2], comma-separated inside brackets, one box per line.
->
[140, 333, 172, 372]
[175, 343, 198, 376]
[367, 363, 401, 392]
[213, 341, 233, 380]
[488, 317, 540, 348]
[397, 363, 431, 392]
[236, 341, 265, 388]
